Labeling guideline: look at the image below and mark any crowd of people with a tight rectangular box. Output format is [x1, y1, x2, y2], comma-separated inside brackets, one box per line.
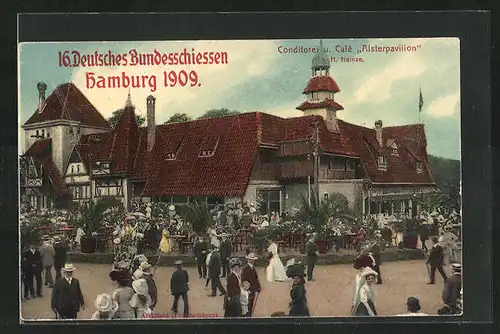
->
[20, 199, 462, 320]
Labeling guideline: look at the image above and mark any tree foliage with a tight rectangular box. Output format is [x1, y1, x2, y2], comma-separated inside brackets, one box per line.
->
[107, 109, 146, 128]
[427, 154, 461, 210]
[184, 199, 212, 234]
[197, 108, 241, 120]
[164, 113, 193, 124]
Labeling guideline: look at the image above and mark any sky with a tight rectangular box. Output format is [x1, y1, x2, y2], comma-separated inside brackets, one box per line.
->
[18, 38, 461, 160]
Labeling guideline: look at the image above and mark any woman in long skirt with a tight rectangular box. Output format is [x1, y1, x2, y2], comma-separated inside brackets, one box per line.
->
[287, 264, 310, 316]
[266, 239, 288, 282]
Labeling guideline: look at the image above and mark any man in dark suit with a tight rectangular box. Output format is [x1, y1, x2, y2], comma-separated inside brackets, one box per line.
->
[207, 245, 226, 297]
[241, 252, 261, 317]
[51, 264, 85, 319]
[194, 236, 208, 279]
[427, 237, 448, 284]
[443, 263, 462, 314]
[24, 243, 43, 298]
[53, 237, 68, 280]
[305, 235, 318, 281]
[224, 258, 242, 317]
[220, 234, 232, 278]
[170, 260, 189, 317]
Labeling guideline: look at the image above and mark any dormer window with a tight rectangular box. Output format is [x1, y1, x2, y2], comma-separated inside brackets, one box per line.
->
[199, 150, 215, 158]
[386, 139, 398, 156]
[199, 137, 219, 158]
[165, 153, 176, 160]
[415, 161, 424, 173]
[377, 155, 388, 171]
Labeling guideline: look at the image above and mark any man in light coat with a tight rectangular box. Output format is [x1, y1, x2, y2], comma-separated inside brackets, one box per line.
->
[40, 235, 55, 288]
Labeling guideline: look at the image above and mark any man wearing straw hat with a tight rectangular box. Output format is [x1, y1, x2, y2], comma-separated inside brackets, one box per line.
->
[442, 263, 462, 314]
[51, 263, 85, 319]
[241, 252, 261, 317]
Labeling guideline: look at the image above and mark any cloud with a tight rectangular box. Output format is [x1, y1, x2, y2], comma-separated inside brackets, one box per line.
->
[353, 39, 429, 105]
[425, 92, 460, 118]
[71, 40, 278, 119]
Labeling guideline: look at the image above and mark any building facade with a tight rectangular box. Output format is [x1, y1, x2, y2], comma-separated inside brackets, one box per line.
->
[20, 43, 438, 216]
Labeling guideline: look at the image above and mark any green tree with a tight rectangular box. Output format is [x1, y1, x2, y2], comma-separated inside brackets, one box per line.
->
[108, 109, 146, 128]
[296, 191, 357, 235]
[197, 108, 241, 120]
[164, 113, 193, 124]
[184, 199, 212, 234]
[427, 154, 461, 210]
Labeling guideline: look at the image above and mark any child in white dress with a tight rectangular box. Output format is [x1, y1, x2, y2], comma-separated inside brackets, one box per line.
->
[240, 281, 251, 317]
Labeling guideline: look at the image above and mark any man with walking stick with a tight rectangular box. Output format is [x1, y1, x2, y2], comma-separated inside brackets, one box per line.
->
[241, 252, 262, 317]
[427, 237, 448, 284]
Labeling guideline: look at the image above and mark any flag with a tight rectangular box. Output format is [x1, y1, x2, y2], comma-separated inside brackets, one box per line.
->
[419, 88, 424, 113]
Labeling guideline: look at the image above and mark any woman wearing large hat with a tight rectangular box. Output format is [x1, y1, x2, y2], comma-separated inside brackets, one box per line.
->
[286, 263, 310, 317]
[91, 293, 119, 320]
[351, 267, 378, 316]
[109, 269, 135, 319]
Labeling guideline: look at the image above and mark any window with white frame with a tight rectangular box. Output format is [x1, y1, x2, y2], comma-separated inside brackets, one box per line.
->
[377, 155, 388, 170]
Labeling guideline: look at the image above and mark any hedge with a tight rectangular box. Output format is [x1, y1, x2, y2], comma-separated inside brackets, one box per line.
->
[67, 248, 424, 267]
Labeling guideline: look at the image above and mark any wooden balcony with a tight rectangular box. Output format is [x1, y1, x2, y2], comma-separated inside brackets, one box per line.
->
[319, 169, 356, 180]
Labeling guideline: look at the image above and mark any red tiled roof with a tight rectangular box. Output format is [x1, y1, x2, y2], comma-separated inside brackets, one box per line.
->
[338, 120, 434, 184]
[76, 132, 113, 171]
[303, 76, 340, 94]
[24, 83, 111, 129]
[142, 113, 260, 197]
[38, 156, 71, 196]
[24, 139, 70, 196]
[296, 98, 344, 111]
[71, 111, 433, 195]
[25, 138, 51, 156]
[96, 105, 141, 174]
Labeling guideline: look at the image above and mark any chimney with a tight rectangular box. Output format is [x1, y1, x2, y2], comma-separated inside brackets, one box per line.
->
[37, 82, 47, 113]
[325, 110, 339, 133]
[146, 95, 156, 151]
[374, 120, 383, 147]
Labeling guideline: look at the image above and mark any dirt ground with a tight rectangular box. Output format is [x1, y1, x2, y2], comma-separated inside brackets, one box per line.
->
[21, 259, 451, 320]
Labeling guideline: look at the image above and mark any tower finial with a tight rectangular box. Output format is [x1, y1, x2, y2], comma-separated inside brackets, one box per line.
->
[125, 89, 133, 107]
[311, 39, 330, 74]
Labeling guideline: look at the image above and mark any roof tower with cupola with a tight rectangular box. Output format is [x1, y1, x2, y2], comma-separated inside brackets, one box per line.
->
[296, 40, 344, 133]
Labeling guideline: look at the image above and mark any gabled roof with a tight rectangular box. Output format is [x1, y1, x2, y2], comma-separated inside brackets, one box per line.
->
[338, 120, 434, 184]
[24, 139, 70, 196]
[23, 83, 111, 129]
[96, 105, 140, 174]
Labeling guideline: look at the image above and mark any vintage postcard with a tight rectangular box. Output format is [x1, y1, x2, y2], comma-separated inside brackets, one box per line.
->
[19, 38, 462, 321]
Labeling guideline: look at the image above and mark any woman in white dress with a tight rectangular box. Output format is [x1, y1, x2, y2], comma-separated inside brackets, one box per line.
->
[266, 239, 288, 282]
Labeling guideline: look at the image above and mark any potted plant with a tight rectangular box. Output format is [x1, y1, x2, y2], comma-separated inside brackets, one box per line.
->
[78, 198, 122, 253]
